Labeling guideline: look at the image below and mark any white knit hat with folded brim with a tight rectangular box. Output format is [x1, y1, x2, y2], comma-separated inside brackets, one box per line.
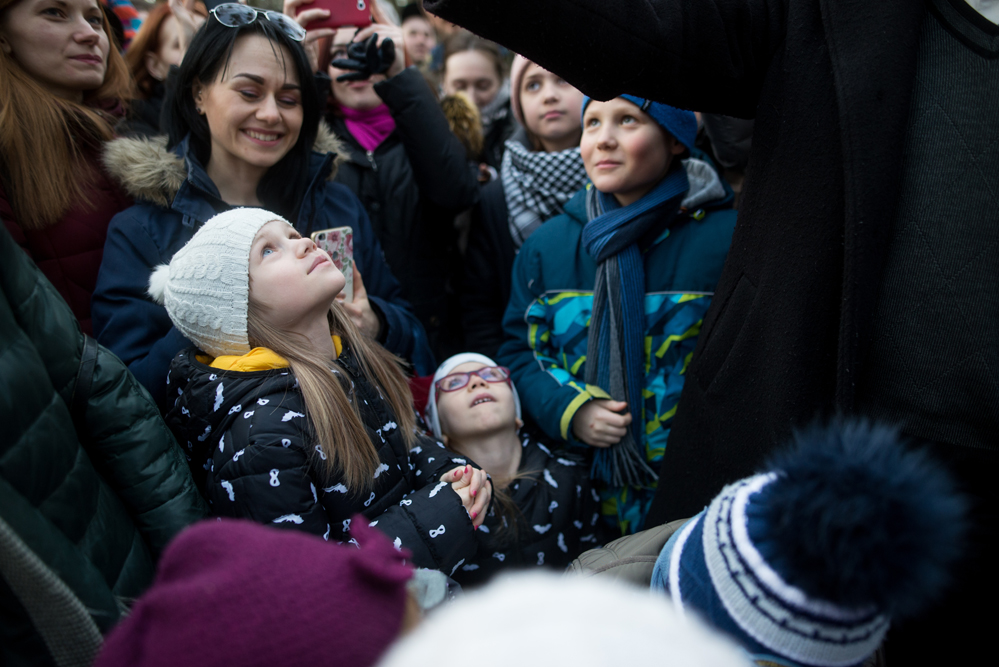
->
[425, 352, 522, 440]
[147, 208, 292, 358]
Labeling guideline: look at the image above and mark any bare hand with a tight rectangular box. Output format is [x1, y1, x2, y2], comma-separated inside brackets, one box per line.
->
[571, 399, 632, 448]
[283, 0, 335, 72]
[336, 268, 380, 339]
[440, 464, 491, 527]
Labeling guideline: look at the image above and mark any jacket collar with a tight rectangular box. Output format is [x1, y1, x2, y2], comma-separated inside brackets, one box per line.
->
[102, 122, 349, 225]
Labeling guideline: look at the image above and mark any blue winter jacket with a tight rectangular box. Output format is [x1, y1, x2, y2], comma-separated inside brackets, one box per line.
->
[94, 130, 435, 407]
[498, 160, 737, 534]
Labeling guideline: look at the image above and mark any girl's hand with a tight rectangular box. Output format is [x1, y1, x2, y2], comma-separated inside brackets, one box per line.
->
[336, 268, 380, 339]
[283, 0, 336, 72]
[571, 399, 632, 448]
[440, 464, 491, 527]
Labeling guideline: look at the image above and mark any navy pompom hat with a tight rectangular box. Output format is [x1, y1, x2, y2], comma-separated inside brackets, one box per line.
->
[581, 95, 698, 154]
[655, 420, 967, 667]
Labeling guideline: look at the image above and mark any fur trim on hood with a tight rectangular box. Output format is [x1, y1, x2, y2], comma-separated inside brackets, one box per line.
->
[103, 122, 349, 207]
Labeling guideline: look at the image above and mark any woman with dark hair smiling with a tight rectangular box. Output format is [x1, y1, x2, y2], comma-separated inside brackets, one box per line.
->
[94, 4, 433, 406]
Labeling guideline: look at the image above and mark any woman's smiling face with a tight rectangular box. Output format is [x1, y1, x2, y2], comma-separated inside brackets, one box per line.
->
[194, 34, 303, 176]
[0, 0, 110, 102]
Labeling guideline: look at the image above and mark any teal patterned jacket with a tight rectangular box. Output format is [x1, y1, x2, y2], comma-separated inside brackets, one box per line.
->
[498, 185, 736, 535]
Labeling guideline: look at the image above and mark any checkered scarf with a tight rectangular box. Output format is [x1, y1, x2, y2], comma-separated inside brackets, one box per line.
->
[501, 139, 588, 247]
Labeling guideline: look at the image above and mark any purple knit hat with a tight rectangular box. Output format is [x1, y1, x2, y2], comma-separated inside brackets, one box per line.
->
[94, 518, 413, 667]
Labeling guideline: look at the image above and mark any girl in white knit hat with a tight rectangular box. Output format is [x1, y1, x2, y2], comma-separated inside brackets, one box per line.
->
[151, 207, 485, 574]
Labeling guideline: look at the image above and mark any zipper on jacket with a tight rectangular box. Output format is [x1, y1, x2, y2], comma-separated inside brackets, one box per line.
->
[366, 150, 378, 172]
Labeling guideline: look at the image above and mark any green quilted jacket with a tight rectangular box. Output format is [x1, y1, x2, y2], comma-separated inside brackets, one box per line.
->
[0, 225, 208, 667]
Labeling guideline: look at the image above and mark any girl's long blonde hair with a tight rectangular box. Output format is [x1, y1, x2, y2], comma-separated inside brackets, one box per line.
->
[247, 302, 416, 494]
[0, 0, 132, 230]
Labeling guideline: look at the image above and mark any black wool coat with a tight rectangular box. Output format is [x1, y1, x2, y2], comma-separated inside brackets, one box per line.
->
[166, 345, 478, 574]
[425, 0, 932, 521]
[460, 177, 516, 359]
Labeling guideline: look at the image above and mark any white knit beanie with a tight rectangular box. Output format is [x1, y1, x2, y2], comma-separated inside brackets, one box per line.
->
[147, 208, 292, 358]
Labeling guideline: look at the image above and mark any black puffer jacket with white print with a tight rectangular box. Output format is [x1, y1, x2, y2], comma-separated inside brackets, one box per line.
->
[451, 432, 602, 586]
[165, 345, 477, 574]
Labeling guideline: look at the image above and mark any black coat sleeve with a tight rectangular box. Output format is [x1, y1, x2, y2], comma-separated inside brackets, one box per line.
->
[373, 67, 480, 211]
[422, 0, 788, 118]
[460, 180, 516, 359]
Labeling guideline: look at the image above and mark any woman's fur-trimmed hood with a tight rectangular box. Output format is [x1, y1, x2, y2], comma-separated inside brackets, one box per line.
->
[103, 123, 349, 207]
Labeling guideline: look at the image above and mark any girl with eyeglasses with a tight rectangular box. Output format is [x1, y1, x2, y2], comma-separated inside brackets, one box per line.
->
[425, 353, 600, 585]
[0, 0, 133, 336]
[93, 3, 435, 407]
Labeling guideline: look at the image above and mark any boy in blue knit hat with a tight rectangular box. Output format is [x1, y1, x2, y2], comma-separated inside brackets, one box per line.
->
[497, 96, 737, 535]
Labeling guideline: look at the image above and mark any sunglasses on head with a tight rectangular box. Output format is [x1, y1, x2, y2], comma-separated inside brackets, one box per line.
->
[210, 3, 307, 42]
[435, 366, 511, 398]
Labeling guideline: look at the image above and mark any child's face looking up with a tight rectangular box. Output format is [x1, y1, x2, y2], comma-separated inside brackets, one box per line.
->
[248, 221, 345, 330]
[436, 363, 517, 444]
[581, 98, 686, 207]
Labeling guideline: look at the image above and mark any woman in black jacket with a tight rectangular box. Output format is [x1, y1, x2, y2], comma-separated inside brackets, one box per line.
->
[298, 14, 479, 361]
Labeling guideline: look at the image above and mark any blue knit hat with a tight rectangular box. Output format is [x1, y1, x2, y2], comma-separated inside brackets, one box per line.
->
[581, 95, 697, 153]
[659, 420, 967, 667]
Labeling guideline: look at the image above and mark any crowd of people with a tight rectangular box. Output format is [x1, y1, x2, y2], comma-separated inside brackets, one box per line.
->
[1, 0, 995, 665]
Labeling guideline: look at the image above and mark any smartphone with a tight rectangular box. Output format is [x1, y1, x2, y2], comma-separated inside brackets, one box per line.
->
[311, 227, 354, 303]
[296, 0, 372, 31]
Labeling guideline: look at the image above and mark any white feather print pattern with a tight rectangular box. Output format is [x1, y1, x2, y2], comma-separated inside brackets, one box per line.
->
[557, 533, 568, 552]
[220, 480, 235, 501]
[543, 469, 559, 488]
[325, 483, 348, 494]
[272, 514, 304, 524]
[373, 463, 389, 479]
[533, 523, 552, 534]
[213, 383, 224, 411]
[282, 410, 305, 422]
[428, 481, 448, 498]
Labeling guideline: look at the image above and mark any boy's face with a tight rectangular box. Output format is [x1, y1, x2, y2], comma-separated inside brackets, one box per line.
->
[581, 98, 685, 207]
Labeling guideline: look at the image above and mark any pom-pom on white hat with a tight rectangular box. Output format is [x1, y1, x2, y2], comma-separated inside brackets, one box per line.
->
[148, 208, 292, 358]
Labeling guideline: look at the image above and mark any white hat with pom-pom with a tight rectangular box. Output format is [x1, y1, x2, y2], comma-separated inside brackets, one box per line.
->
[147, 208, 292, 358]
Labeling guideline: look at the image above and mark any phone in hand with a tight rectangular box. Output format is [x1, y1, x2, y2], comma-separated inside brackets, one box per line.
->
[311, 227, 354, 303]
[296, 0, 372, 31]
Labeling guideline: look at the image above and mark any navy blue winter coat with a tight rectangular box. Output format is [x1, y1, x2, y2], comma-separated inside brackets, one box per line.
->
[93, 128, 435, 407]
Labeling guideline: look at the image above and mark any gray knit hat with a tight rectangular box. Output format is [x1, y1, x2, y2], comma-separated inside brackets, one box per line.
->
[147, 208, 292, 358]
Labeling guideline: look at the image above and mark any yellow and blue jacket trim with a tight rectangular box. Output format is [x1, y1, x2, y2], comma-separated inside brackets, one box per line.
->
[498, 187, 736, 535]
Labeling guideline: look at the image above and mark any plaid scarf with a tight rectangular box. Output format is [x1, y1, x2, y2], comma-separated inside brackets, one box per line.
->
[582, 166, 690, 488]
[501, 139, 588, 247]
